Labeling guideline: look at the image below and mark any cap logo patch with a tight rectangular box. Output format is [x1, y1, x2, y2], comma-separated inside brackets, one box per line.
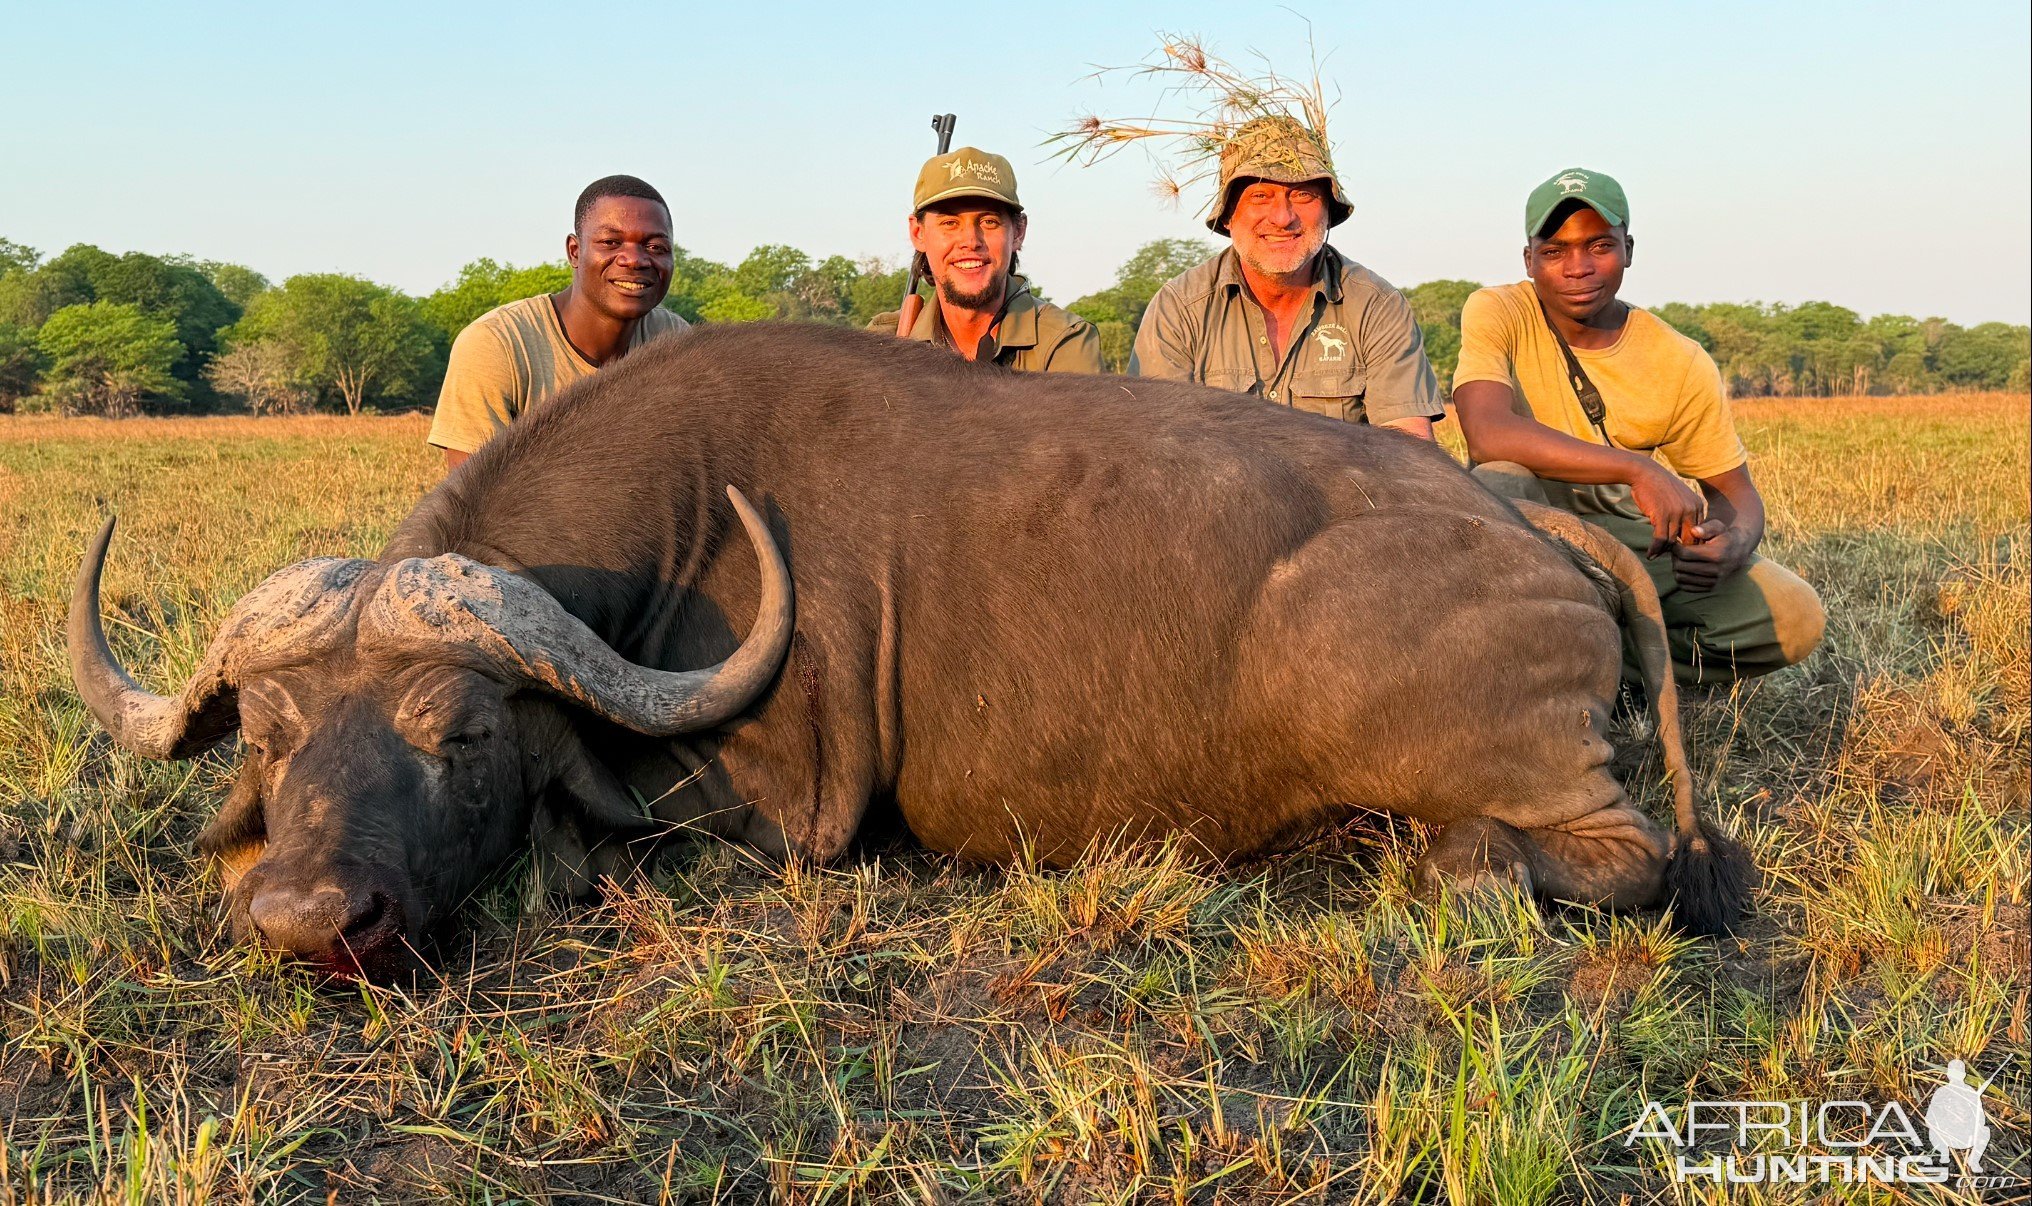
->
[1556, 171, 1591, 194]
[949, 159, 1003, 183]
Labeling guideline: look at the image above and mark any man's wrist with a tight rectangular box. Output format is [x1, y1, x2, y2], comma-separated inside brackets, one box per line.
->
[1623, 453, 1666, 487]
[1725, 520, 1762, 562]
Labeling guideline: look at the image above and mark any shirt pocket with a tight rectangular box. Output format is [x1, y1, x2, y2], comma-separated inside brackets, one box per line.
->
[1289, 366, 1367, 422]
[1203, 366, 1256, 395]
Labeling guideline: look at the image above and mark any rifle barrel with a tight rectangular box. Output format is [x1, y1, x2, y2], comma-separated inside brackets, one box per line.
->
[897, 113, 959, 334]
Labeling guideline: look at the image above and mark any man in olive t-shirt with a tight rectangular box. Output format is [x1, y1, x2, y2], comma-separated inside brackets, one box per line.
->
[429, 175, 691, 470]
[1453, 167, 1824, 685]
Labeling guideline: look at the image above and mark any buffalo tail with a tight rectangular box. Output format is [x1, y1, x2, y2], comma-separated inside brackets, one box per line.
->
[1510, 501, 1754, 937]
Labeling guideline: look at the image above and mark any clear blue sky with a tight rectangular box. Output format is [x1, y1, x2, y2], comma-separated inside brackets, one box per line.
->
[4, 1, 2026, 324]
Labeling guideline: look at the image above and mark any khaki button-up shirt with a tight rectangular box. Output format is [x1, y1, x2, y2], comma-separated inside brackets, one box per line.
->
[1129, 246, 1441, 426]
[872, 276, 1104, 374]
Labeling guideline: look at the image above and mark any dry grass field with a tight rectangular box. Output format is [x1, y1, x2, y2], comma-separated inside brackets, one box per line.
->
[0, 395, 2024, 1203]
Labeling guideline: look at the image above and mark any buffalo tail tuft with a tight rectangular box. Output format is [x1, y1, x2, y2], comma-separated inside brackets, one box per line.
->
[1664, 825, 1755, 938]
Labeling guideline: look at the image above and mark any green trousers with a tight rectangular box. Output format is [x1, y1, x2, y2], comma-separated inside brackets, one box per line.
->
[1473, 462, 1826, 686]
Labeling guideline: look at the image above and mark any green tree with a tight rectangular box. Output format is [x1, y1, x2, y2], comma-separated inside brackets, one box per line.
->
[189, 260, 271, 308]
[92, 252, 239, 391]
[1402, 279, 1481, 394]
[0, 238, 39, 278]
[232, 275, 441, 415]
[663, 247, 734, 323]
[0, 243, 109, 328]
[697, 286, 773, 324]
[785, 254, 861, 323]
[1095, 321, 1134, 374]
[0, 245, 239, 404]
[0, 322, 46, 410]
[847, 259, 908, 328]
[1652, 302, 1714, 350]
[35, 301, 184, 416]
[1068, 237, 1213, 335]
[1933, 322, 2030, 390]
[420, 258, 572, 343]
[733, 244, 811, 302]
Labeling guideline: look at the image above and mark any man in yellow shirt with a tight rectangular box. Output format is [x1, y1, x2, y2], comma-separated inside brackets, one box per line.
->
[1453, 168, 1823, 685]
[429, 175, 690, 470]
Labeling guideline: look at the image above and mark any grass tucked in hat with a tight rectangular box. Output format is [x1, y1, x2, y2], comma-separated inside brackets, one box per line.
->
[1046, 31, 1349, 235]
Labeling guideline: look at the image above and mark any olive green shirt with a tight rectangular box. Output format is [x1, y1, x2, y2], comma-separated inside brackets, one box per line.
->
[1129, 246, 1441, 426]
[871, 276, 1104, 374]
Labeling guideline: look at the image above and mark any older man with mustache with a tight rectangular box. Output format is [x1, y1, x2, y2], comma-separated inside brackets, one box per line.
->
[1130, 117, 1441, 438]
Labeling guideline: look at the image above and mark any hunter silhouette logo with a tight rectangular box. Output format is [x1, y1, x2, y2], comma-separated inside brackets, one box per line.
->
[1314, 324, 1350, 362]
[1628, 1056, 2021, 1188]
[1557, 171, 1591, 194]
[1925, 1060, 1994, 1172]
[949, 159, 1002, 183]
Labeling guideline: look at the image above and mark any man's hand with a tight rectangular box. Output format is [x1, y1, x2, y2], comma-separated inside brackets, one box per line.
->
[1629, 461, 1705, 556]
[1670, 518, 1752, 591]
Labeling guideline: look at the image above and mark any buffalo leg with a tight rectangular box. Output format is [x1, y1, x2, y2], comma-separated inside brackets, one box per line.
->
[1417, 806, 1670, 911]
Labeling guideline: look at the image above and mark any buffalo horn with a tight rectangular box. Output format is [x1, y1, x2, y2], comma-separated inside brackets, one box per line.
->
[68, 515, 375, 759]
[368, 485, 794, 735]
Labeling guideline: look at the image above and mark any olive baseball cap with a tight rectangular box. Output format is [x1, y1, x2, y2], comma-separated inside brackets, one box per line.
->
[913, 147, 1022, 213]
[1526, 167, 1629, 237]
[1208, 115, 1351, 235]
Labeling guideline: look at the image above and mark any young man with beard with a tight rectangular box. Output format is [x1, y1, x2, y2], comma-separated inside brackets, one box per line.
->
[872, 147, 1102, 373]
[1453, 168, 1824, 684]
[1130, 116, 1442, 439]
[430, 175, 690, 471]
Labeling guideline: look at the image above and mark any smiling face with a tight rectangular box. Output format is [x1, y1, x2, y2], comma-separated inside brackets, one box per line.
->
[1526, 203, 1635, 325]
[1226, 179, 1331, 282]
[909, 200, 1026, 311]
[566, 195, 676, 321]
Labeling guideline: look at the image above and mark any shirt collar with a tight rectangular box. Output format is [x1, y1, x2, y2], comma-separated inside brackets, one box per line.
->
[909, 273, 1038, 353]
[995, 277, 1040, 351]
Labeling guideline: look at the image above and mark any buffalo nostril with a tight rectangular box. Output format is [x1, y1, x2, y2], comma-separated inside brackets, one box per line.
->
[340, 891, 398, 946]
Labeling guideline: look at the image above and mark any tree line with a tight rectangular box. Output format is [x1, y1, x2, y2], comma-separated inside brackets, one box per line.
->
[0, 234, 2023, 417]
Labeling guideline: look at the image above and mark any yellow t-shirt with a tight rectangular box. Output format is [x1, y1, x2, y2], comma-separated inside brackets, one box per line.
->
[426, 295, 690, 453]
[1453, 282, 1746, 483]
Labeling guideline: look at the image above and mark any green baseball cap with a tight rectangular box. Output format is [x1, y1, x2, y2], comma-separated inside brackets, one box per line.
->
[1208, 115, 1351, 235]
[913, 147, 1022, 213]
[1525, 167, 1629, 237]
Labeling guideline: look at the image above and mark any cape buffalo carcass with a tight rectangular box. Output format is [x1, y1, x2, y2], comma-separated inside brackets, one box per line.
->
[69, 323, 1749, 977]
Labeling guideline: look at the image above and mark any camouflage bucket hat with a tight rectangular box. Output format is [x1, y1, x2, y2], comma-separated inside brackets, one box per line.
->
[1207, 115, 1351, 235]
[914, 147, 1022, 213]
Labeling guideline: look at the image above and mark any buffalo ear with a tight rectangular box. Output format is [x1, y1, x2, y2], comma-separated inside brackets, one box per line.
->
[526, 715, 662, 901]
[529, 783, 650, 902]
[534, 710, 667, 840]
[198, 755, 268, 891]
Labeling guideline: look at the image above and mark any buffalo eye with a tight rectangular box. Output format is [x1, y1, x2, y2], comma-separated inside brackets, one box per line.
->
[437, 727, 493, 754]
